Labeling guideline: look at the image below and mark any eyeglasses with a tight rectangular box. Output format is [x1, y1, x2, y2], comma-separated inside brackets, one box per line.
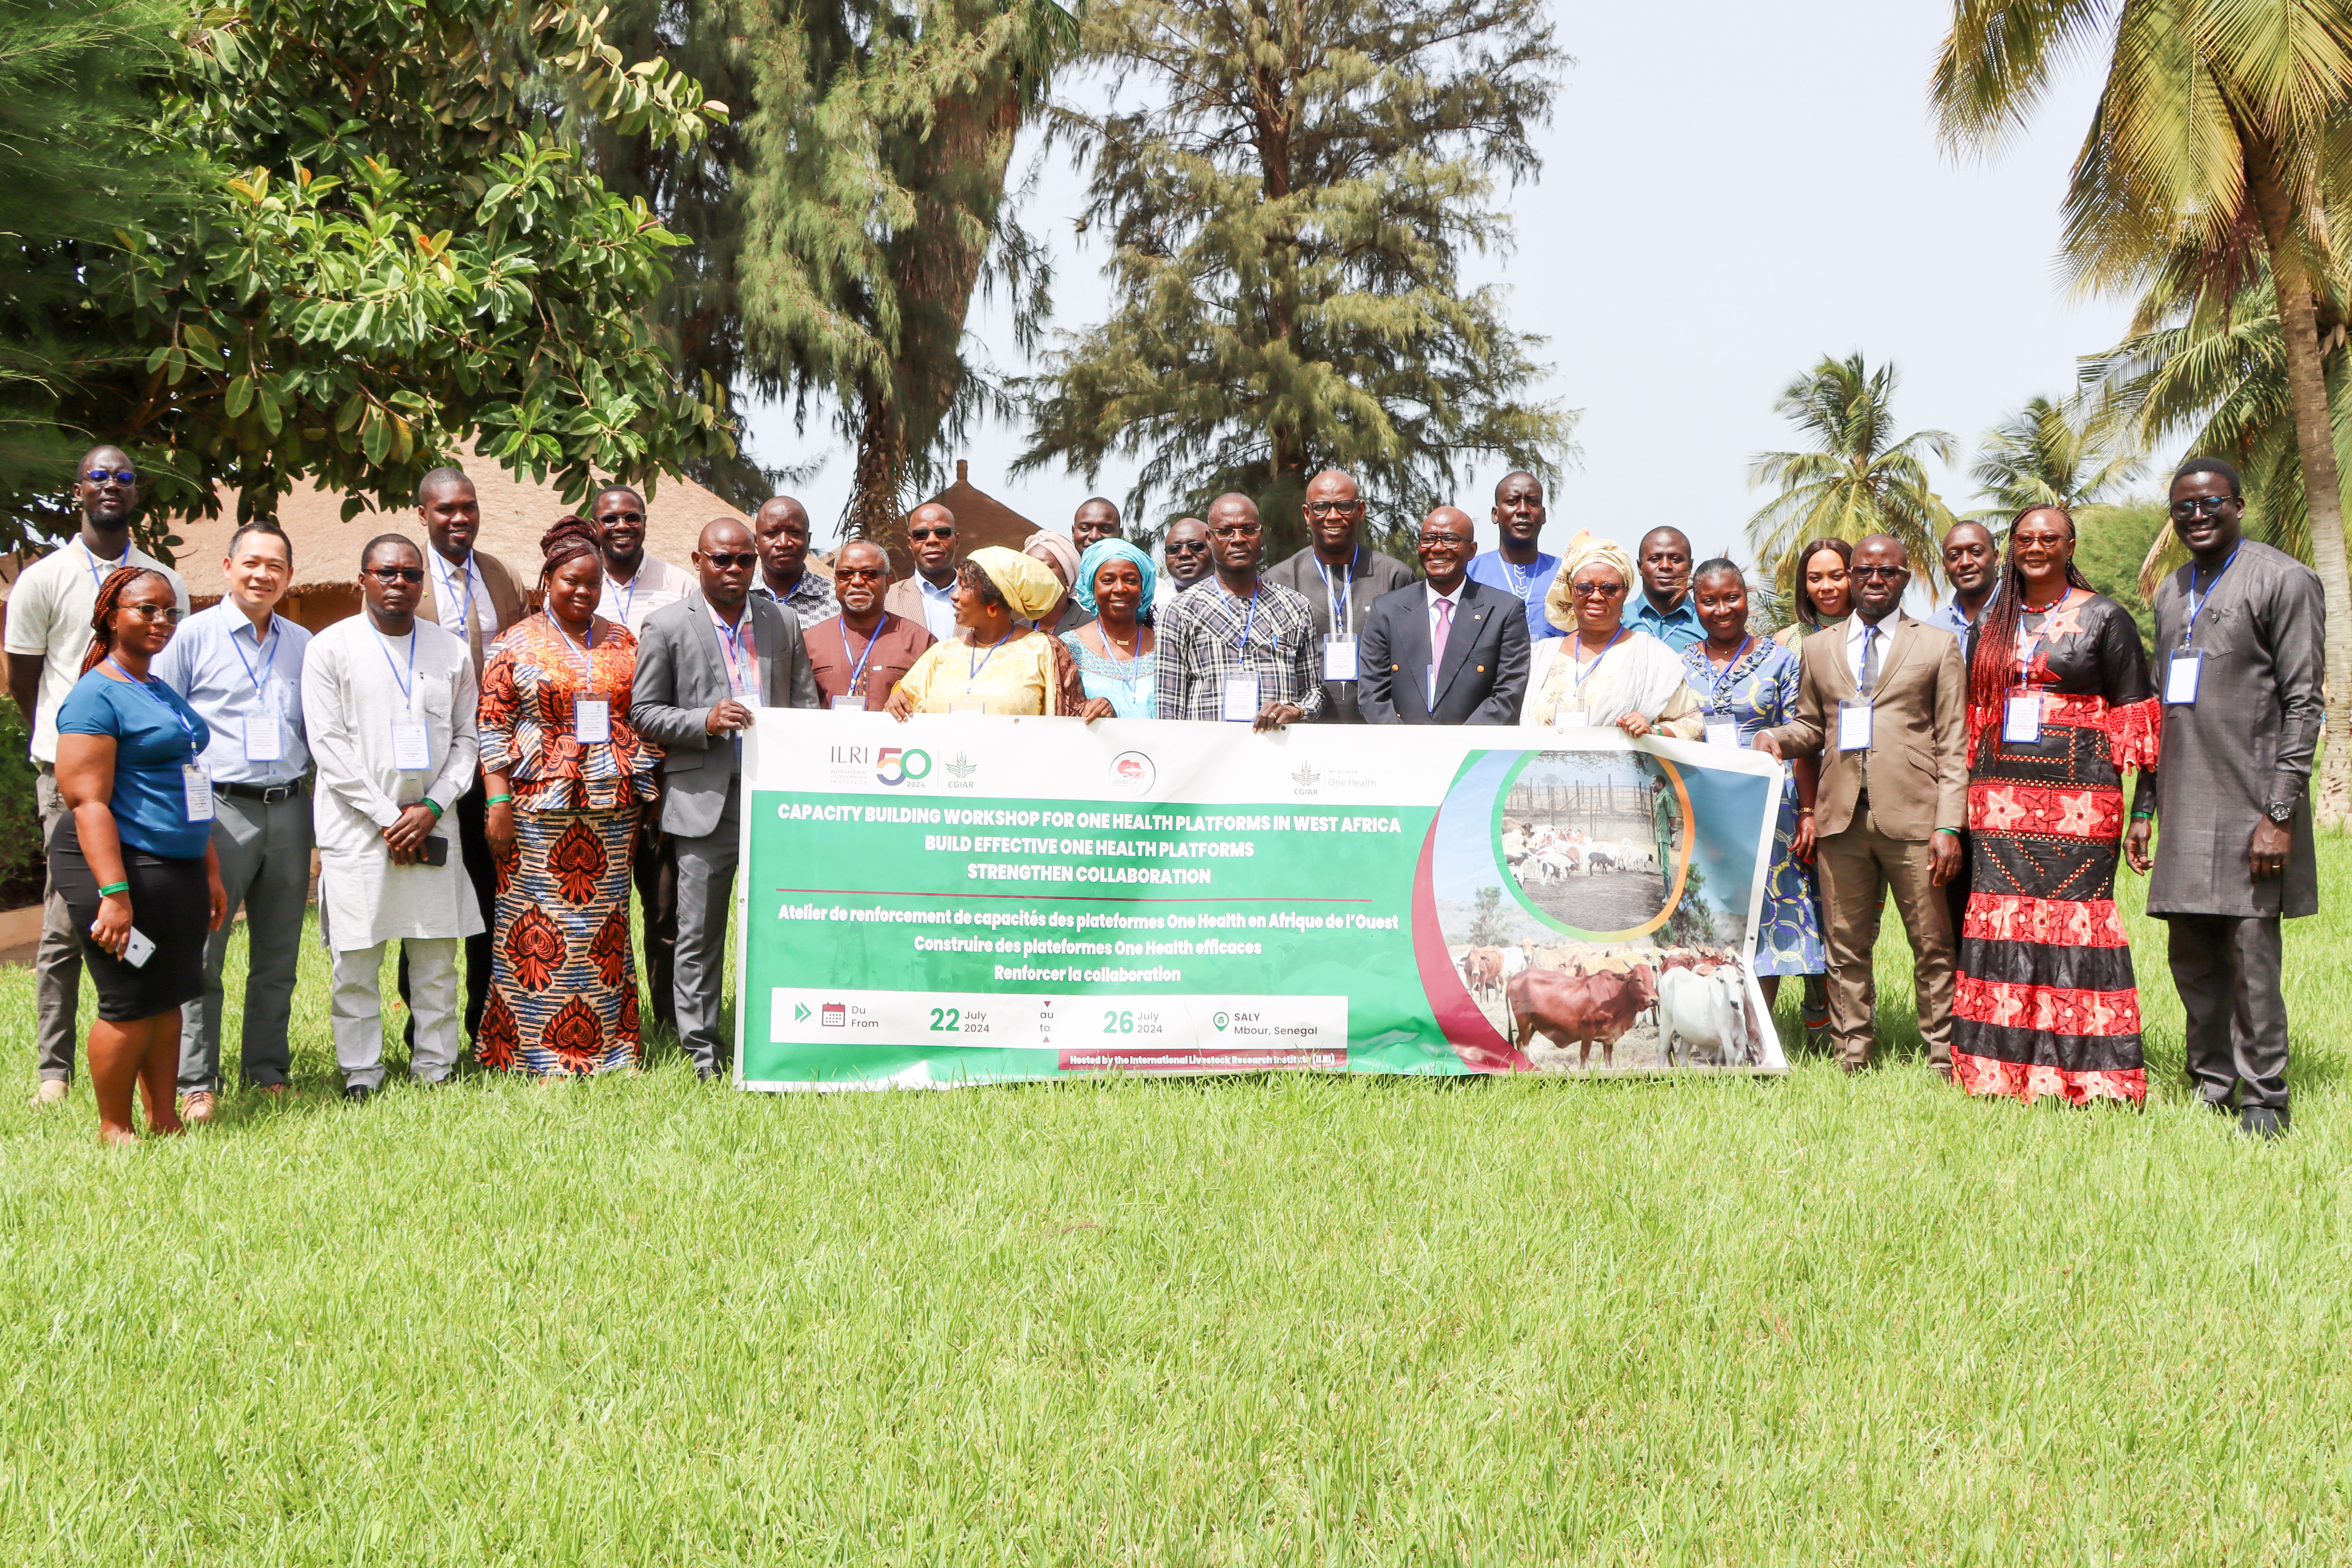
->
[1305, 501, 1359, 517]
[83, 468, 138, 485]
[366, 566, 426, 584]
[599, 510, 646, 526]
[1851, 565, 1906, 580]
[2170, 496, 2235, 520]
[1418, 533, 1474, 549]
[909, 527, 954, 541]
[119, 604, 181, 623]
[835, 566, 888, 581]
[699, 551, 758, 569]
[1211, 524, 1262, 538]
[1569, 581, 1625, 598]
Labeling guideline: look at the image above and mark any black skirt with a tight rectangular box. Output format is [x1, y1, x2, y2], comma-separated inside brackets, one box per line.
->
[48, 812, 207, 1023]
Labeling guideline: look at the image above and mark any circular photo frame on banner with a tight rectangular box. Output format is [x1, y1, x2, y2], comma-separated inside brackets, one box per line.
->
[1487, 749, 1693, 942]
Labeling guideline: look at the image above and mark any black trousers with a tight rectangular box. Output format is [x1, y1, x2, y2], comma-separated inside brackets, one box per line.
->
[635, 816, 677, 1032]
[2166, 914, 2289, 1114]
[399, 785, 495, 1045]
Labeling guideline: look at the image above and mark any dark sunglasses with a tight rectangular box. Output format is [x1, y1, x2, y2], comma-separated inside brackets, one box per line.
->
[1851, 564, 1906, 580]
[909, 527, 954, 541]
[699, 551, 758, 569]
[599, 509, 646, 525]
[366, 566, 426, 584]
[1210, 524, 1262, 538]
[1305, 501, 1358, 517]
[1165, 539, 1210, 553]
[84, 468, 137, 485]
[835, 566, 888, 581]
[2170, 496, 2235, 520]
[1569, 581, 1625, 598]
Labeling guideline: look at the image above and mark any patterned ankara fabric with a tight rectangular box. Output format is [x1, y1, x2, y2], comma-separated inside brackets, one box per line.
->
[478, 807, 642, 1076]
[1952, 592, 2159, 1106]
[1681, 637, 1825, 977]
[476, 614, 661, 811]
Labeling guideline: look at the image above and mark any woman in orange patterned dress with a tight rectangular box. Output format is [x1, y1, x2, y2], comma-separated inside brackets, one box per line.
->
[474, 518, 662, 1075]
[1952, 506, 2160, 1106]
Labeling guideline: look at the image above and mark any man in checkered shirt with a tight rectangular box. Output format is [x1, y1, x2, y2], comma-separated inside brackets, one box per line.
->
[1154, 494, 1324, 728]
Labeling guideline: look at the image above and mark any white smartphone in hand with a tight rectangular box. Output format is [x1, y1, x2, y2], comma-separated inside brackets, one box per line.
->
[121, 928, 155, 969]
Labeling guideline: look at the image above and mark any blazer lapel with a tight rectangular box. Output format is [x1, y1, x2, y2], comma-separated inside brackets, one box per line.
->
[1392, 597, 1433, 712]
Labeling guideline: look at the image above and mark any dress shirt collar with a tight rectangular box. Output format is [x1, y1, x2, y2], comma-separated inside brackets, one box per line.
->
[1427, 579, 1465, 611]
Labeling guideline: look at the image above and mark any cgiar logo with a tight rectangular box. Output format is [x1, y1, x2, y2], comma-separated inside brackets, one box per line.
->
[875, 747, 932, 786]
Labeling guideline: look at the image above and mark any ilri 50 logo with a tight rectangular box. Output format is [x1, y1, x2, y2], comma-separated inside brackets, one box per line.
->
[875, 747, 932, 786]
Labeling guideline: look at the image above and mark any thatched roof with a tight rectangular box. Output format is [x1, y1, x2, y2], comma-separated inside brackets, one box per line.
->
[879, 460, 1041, 576]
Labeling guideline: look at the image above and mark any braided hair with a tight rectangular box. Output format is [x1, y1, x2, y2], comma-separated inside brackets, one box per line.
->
[1966, 505, 2095, 714]
[80, 566, 172, 675]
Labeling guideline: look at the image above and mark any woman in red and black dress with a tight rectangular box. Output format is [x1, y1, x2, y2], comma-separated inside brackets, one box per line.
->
[1952, 505, 2160, 1105]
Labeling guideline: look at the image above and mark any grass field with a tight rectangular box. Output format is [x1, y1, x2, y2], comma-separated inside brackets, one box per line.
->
[2, 844, 2349, 1564]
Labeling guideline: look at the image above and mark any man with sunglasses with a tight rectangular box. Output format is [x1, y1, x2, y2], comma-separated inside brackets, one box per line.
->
[2125, 458, 2324, 1138]
[1154, 518, 1213, 613]
[1757, 534, 1968, 1078]
[805, 541, 934, 711]
[750, 496, 838, 628]
[1263, 469, 1412, 723]
[594, 484, 692, 637]
[6, 446, 188, 1107]
[631, 517, 819, 1080]
[882, 502, 962, 640]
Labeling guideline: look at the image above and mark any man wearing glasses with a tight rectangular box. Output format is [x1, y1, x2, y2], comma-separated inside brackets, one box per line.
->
[1358, 507, 1529, 724]
[1154, 517, 1213, 614]
[1264, 469, 1412, 723]
[593, 485, 693, 637]
[883, 502, 962, 641]
[2126, 458, 2325, 1139]
[1757, 535, 1968, 1078]
[5, 447, 188, 1108]
[805, 541, 934, 711]
[1154, 495, 1324, 728]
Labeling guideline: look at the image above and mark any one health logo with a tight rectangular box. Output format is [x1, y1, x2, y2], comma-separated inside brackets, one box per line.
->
[875, 747, 932, 786]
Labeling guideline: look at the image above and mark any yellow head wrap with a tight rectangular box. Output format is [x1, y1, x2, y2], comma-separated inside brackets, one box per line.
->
[967, 546, 1065, 623]
[1543, 531, 1635, 631]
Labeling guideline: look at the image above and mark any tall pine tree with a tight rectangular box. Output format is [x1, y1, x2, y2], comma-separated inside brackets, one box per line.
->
[1018, 0, 1575, 555]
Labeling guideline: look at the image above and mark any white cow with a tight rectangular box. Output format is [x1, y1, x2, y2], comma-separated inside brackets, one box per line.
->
[1657, 966, 1751, 1068]
[1497, 945, 1531, 980]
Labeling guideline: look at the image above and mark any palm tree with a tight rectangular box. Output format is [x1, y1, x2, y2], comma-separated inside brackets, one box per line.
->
[1934, 0, 2352, 822]
[1747, 353, 1959, 596]
[1968, 395, 2145, 521]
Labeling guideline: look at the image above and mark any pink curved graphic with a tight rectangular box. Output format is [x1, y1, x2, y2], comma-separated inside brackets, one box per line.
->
[1409, 816, 1529, 1073]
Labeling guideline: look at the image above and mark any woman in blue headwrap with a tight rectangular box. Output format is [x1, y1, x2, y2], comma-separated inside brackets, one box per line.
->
[1061, 538, 1158, 718]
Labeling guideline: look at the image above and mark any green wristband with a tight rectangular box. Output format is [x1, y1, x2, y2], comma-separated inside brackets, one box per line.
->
[97, 881, 128, 897]
[1934, 828, 1962, 838]
[423, 798, 443, 821]
[487, 793, 512, 807]
[2130, 810, 2153, 821]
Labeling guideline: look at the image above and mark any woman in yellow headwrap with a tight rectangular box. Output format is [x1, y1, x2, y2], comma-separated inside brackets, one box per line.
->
[1518, 535, 1704, 737]
[886, 547, 1112, 719]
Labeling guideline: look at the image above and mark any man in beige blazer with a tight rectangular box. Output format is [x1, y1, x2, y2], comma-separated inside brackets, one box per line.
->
[1758, 535, 1968, 1075]
[881, 501, 961, 640]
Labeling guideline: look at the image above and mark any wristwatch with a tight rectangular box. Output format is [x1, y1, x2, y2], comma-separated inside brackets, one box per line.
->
[2265, 801, 2295, 824]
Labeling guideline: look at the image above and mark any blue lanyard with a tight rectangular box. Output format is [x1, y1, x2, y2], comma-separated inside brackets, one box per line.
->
[613, 572, 639, 627]
[552, 617, 598, 680]
[1230, 588, 1260, 655]
[1570, 627, 1626, 689]
[78, 538, 128, 595]
[431, 550, 474, 635]
[839, 619, 879, 692]
[374, 626, 418, 704]
[711, 611, 753, 693]
[1701, 637, 1752, 707]
[1314, 554, 1354, 631]
[2183, 547, 2238, 647]
[227, 616, 280, 700]
[967, 629, 1012, 691]
[105, 657, 200, 760]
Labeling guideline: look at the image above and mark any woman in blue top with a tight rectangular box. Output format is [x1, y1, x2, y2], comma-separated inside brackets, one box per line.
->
[52, 568, 227, 1145]
[1680, 559, 1825, 1007]
[1059, 539, 1158, 719]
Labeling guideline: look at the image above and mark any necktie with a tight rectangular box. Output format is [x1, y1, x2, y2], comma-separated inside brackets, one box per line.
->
[1430, 597, 1453, 705]
[466, 573, 486, 677]
[1857, 624, 1879, 693]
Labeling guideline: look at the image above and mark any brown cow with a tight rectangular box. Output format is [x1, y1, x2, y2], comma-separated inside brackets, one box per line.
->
[1465, 946, 1505, 1003]
[1506, 962, 1660, 1069]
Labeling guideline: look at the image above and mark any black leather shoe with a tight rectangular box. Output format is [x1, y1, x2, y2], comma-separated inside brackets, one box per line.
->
[341, 1083, 373, 1104]
[2240, 1105, 2288, 1140]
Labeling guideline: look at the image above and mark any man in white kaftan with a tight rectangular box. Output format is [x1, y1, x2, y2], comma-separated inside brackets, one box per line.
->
[302, 536, 483, 1097]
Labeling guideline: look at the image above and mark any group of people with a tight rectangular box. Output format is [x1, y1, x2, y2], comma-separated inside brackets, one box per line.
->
[9, 446, 2321, 1142]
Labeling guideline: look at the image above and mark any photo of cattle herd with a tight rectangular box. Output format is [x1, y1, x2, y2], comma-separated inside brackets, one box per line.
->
[1498, 756, 1681, 933]
[1447, 940, 1782, 1074]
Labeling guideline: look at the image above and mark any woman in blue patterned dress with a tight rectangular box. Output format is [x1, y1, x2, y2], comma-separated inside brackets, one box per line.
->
[1681, 558, 1825, 1005]
[1060, 538, 1158, 719]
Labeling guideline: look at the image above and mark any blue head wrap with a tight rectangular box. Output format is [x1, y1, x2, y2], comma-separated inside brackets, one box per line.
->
[1073, 538, 1157, 621]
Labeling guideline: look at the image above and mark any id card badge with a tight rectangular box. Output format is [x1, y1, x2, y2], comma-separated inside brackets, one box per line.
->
[1704, 719, 1740, 749]
[2166, 650, 2202, 705]
[1322, 634, 1358, 682]
[1221, 674, 1262, 723]
[2003, 693, 2043, 744]
[1552, 708, 1587, 732]
[242, 710, 283, 763]
[829, 695, 863, 711]
[182, 765, 214, 823]
[1837, 700, 1874, 752]
[573, 695, 612, 745]
[391, 719, 431, 771]
[947, 697, 987, 715]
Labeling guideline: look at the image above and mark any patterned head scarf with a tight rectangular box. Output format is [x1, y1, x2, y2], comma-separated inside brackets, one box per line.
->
[968, 546, 1065, 623]
[540, 515, 602, 578]
[1073, 538, 1156, 621]
[1021, 530, 1082, 592]
[1544, 531, 1633, 630]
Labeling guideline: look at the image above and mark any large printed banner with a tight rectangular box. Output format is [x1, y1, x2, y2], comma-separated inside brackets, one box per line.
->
[733, 712, 1789, 1089]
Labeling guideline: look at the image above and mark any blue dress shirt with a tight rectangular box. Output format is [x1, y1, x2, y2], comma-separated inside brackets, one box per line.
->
[1623, 592, 1706, 651]
[150, 602, 312, 786]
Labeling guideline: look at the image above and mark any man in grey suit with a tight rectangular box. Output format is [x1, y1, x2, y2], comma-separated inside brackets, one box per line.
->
[629, 517, 820, 1080]
[1358, 507, 1529, 724]
[2127, 457, 2325, 1138]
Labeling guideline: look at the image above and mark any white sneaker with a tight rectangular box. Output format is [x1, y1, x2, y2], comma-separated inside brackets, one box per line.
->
[27, 1079, 67, 1107]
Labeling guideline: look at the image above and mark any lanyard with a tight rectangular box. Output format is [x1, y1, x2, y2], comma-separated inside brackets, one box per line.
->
[430, 550, 475, 635]
[1570, 627, 1625, 689]
[374, 626, 418, 706]
[611, 571, 639, 627]
[710, 610, 753, 694]
[227, 615, 280, 700]
[1701, 637, 1753, 706]
[967, 630, 1012, 692]
[1097, 624, 1145, 690]
[1314, 554, 1354, 633]
[552, 617, 598, 680]
[1230, 587, 1260, 655]
[2014, 588, 2073, 687]
[839, 618, 880, 692]
[78, 538, 128, 596]
[105, 657, 200, 760]
[2183, 547, 2238, 647]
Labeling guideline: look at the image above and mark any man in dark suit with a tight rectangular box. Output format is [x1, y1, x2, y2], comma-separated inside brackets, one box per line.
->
[1757, 534, 1968, 1076]
[1358, 507, 1529, 724]
[629, 518, 820, 1080]
[1262, 468, 1414, 723]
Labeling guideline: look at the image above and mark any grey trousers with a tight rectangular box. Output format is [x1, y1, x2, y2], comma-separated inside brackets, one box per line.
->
[179, 788, 312, 1093]
[671, 777, 741, 1077]
[2166, 914, 2289, 1114]
[1816, 812, 1957, 1068]
[33, 765, 80, 1083]
[331, 939, 461, 1090]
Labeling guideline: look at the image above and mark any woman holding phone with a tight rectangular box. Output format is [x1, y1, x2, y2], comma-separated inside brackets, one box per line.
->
[50, 567, 227, 1144]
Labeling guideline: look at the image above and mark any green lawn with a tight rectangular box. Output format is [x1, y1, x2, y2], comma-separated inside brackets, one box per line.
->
[2, 846, 2349, 1564]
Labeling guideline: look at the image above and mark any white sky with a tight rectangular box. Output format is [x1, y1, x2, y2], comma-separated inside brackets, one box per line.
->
[740, 0, 2150, 564]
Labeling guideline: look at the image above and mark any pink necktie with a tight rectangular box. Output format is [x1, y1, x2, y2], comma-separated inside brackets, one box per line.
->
[1431, 597, 1453, 691]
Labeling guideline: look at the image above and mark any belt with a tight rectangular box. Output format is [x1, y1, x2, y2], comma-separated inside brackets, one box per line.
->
[219, 780, 305, 804]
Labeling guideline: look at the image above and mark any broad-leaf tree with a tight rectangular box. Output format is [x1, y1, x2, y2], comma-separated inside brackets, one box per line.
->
[1016, 0, 1575, 558]
[1968, 394, 2144, 521]
[1748, 354, 1959, 595]
[1935, 0, 2352, 821]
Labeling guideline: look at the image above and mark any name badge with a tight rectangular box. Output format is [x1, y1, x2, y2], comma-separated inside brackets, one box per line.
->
[573, 695, 611, 745]
[829, 695, 863, 711]
[242, 710, 284, 763]
[1221, 674, 1261, 723]
[183, 764, 214, 823]
[1322, 634, 1358, 682]
[1837, 700, 1873, 752]
[2003, 693, 2043, 744]
[1551, 708, 1587, 731]
[391, 720, 431, 771]
[947, 697, 987, 714]
[1704, 719, 1740, 749]
[2166, 650, 2202, 705]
